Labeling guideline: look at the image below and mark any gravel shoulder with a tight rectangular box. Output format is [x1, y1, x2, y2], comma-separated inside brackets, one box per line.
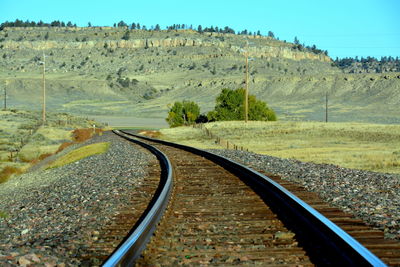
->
[208, 149, 400, 240]
[0, 131, 155, 266]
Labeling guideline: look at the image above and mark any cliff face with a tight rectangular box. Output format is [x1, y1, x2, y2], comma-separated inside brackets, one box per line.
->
[1, 27, 331, 62]
[1, 39, 331, 62]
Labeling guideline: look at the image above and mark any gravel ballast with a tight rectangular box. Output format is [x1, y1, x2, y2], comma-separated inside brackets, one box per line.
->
[208, 149, 400, 240]
[1, 133, 399, 265]
[0, 131, 155, 266]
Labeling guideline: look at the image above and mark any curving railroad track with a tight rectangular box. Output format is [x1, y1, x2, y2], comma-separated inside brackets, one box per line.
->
[96, 130, 400, 266]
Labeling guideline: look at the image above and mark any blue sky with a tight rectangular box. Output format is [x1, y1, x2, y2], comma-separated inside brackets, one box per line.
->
[1, 0, 399, 59]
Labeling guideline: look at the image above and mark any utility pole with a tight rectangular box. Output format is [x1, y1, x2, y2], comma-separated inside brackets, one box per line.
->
[244, 41, 249, 123]
[42, 52, 46, 125]
[325, 92, 328, 123]
[3, 82, 6, 111]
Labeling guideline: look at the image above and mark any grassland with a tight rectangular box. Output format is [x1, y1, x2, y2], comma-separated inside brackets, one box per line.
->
[159, 121, 400, 174]
[0, 110, 104, 183]
[47, 142, 109, 169]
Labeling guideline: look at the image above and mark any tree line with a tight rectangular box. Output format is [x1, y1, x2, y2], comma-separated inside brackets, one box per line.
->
[334, 56, 400, 68]
[333, 56, 400, 73]
[0, 19, 77, 30]
[292, 36, 328, 56]
[1, 19, 273, 38]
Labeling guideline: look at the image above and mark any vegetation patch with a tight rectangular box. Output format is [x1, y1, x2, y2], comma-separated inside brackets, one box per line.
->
[0, 210, 8, 218]
[207, 88, 276, 122]
[159, 127, 219, 149]
[47, 142, 110, 169]
[166, 101, 200, 127]
[159, 121, 400, 174]
[165, 88, 276, 127]
[0, 110, 105, 181]
[0, 166, 22, 184]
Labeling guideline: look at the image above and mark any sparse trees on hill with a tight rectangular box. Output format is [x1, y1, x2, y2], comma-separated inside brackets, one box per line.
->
[268, 31, 275, 38]
[333, 56, 400, 73]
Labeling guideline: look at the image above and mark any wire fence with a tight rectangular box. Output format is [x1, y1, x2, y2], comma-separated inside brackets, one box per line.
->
[193, 123, 249, 152]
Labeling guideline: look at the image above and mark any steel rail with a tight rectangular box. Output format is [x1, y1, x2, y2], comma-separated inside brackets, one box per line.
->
[120, 130, 386, 267]
[102, 130, 173, 267]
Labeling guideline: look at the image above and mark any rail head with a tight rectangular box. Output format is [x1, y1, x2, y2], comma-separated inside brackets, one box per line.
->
[120, 130, 386, 267]
[103, 130, 173, 267]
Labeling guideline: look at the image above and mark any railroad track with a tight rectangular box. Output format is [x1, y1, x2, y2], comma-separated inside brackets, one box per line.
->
[99, 130, 400, 266]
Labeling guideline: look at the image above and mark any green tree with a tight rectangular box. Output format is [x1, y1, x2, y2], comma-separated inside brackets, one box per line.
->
[268, 31, 275, 38]
[117, 20, 127, 27]
[207, 88, 276, 121]
[166, 101, 201, 127]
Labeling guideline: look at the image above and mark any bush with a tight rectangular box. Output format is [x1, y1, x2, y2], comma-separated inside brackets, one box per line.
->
[72, 128, 101, 142]
[166, 101, 200, 127]
[122, 30, 130, 40]
[207, 88, 276, 121]
[117, 77, 130, 88]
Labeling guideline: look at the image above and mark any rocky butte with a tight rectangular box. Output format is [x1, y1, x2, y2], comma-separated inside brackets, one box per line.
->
[0, 27, 399, 123]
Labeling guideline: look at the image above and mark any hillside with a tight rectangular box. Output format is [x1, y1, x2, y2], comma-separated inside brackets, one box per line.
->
[0, 109, 103, 182]
[0, 27, 399, 123]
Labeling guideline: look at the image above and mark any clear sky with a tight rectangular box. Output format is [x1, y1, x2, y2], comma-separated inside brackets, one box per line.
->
[1, 0, 399, 59]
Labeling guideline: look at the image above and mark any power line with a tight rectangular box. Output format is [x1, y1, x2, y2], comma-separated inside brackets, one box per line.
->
[323, 47, 400, 49]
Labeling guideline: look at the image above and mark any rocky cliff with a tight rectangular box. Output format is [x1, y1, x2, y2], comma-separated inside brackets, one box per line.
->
[1, 27, 331, 62]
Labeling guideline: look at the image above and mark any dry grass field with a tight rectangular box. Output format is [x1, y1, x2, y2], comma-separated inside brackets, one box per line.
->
[47, 142, 109, 169]
[159, 121, 400, 174]
[0, 110, 104, 183]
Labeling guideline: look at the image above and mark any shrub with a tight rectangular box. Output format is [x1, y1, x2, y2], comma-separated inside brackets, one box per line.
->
[117, 77, 130, 88]
[166, 101, 201, 127]
[122, 30, 130, 40]
[72, 128, 101, 142]
[207, 88, 277, 121]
